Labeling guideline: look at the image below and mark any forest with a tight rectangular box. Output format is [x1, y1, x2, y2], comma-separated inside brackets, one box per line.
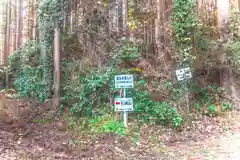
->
[0, 0, 240, 159]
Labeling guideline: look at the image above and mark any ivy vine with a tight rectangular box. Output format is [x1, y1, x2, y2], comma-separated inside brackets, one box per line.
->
[37, 0, 66, 100]
[171, 0, 197, 66]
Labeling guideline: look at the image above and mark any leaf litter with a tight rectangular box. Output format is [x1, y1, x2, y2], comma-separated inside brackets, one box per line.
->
[1, 95, 240, 159]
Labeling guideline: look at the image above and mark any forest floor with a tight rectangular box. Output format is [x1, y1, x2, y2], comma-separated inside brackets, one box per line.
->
[1, 93, 240, 159]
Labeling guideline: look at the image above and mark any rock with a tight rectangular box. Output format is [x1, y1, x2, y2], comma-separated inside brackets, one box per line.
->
[56, 121, 67, 131]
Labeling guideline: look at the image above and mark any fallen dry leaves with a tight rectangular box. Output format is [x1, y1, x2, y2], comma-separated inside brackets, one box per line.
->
[1, 94, 240, 159]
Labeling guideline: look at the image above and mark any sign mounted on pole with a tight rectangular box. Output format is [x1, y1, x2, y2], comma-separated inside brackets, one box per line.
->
[115, 74, 133, 88]
[114, 98, 133, 112]
[175, 67, 192, 81]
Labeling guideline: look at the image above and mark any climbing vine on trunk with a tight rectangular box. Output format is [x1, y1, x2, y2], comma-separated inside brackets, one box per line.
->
[37, 0, 65, 100]
[171, 0, 197, 66]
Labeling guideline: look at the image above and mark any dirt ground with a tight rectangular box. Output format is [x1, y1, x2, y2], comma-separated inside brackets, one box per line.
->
[1, 94, 240, 160]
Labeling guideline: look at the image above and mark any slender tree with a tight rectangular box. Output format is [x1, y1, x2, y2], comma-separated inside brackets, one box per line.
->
[13, 0, 17, 51]
[4, 0, 12, 88]
[32, 0, 37, 39]
[53, 27, 61, 108]
[0, 1, 6, 64]
[16, 0, 23, 48]
[109, 0, 121, 32]
[216, 0, 229, 33]
[3, 1, 8, 65]
[122, 0, 128, 29]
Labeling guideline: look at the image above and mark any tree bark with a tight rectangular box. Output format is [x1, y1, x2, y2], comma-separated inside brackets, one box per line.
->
[16, 0, 23, 48]
[155, 0, 166, 67]
[13, 0, 17, 51]
[109, 0, 120, 32]
[5, 0, 12, 88]
[32, 0, 37, 40]
[217, 0, 229, 34]
[122, 0, 128, 29]
[53, 27, 61, 108]
[2, 1, 8, 65]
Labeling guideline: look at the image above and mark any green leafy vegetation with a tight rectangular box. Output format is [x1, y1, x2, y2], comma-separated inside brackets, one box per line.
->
[171, 0, 197, 65]
[2, 0, 240, 159]
[227, 11, 240, 68]
[8, 41, 45, 101]
[192, 84, 232, 116]
[89, 115, 128, 136]
[14, 65, 45, 101]
[133, 82, 182, 128]
[37, 0, 66, 100]
[2, 0, 236, 140]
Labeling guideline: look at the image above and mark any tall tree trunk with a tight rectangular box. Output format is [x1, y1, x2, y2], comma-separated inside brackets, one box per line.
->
[63, 0, 69, 32]
[16, 0, 23, 48]
[217, 0, 229, 34]
[53, 27, 61, 108]
[5, 0, 12, 88]
[70, 0, 74, 33]
[1, 1, 7, 64]
[155, 0, 165, 52]
[155, 0, 166, 67]
[32, 0, 37, 39]
[28, 0, 33, 40]
[22, 0, 29, 43]
[13, 0, 17, 51]
[122, 0, 128, 30]
[109, 0, 120, 32]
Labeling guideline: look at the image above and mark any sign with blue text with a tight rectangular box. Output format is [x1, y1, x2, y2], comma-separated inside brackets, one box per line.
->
[114, 74, 133, 88]
[114, 98, 133, 112]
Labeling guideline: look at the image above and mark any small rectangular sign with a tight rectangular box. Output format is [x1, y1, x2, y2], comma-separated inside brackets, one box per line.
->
[115, 74, 133, 88]
[176, 67, 192, 81]
[114, 98, 133, 112]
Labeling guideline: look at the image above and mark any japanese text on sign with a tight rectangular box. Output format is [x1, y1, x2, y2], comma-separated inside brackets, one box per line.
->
[114, 98, 133, 112]
[176, 67, 192, 81]
[115, 74, 133, 88]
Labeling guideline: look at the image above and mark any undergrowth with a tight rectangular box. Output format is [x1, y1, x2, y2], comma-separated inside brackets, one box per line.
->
[66, 114, 128, 136]
[6, 2, 237, 138]
[8, 37, 233, 136]
[192, 84, 232, 116]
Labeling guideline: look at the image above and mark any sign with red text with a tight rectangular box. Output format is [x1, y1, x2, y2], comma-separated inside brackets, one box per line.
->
[114, 98, 133, 112]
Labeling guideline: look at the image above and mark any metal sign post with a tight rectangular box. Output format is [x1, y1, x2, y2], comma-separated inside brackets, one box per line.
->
[176, 67, 192, 112]
[122, 88, 127, 127]
[114, 74, 134, 127]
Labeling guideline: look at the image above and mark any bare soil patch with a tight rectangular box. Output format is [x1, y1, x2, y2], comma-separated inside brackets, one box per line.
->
[1, 94, 240, 160]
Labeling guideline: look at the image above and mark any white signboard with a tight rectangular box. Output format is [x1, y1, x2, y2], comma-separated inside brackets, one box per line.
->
[115, 74, 133, 88]
[114, 98, 133, 112]
[176, 67, 192, 81]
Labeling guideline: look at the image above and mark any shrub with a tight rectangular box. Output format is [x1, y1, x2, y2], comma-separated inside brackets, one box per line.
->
[9, 40, 41, 75]
[65, 67, 117, 117]
[133, 81, 182, 128]
[228, 10, 240, 39]
[192, 84, 232, 116]
[89, 114, 128, 136]
[227, 41, 240, 66]
[14, 65, 46, 101]
[8, 41, 47, 101]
